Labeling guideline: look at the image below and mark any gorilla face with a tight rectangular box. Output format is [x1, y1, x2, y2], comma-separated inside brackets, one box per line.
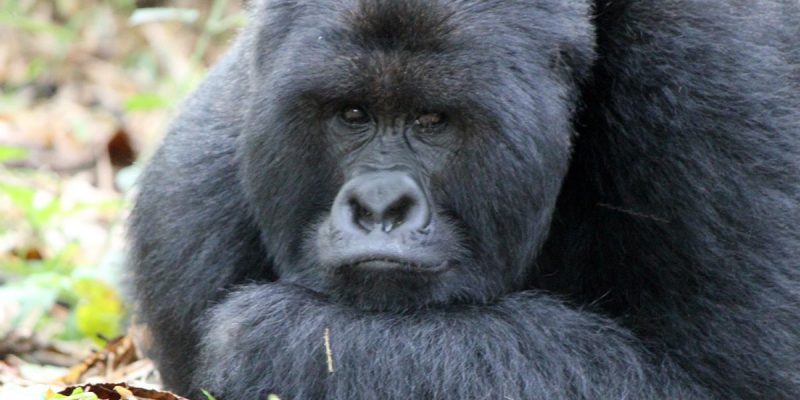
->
[238, 1, 595, 310]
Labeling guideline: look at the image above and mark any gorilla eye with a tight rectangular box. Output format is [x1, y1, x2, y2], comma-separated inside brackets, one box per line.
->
[340, 106, 371, 125]
[415, 112, 446, 129]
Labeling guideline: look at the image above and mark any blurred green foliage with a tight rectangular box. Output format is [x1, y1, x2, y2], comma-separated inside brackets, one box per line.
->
[0, 0, 242, 348]
[0, 149, 127, 344]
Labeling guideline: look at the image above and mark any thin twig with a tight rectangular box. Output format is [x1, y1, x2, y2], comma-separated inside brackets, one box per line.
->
[324, 327, 335, 373]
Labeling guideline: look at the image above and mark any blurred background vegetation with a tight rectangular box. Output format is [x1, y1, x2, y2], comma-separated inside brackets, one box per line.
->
[1, 0, 243, 395]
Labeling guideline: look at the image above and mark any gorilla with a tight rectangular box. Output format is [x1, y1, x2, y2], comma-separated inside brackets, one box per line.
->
[129, 0, 800, 399]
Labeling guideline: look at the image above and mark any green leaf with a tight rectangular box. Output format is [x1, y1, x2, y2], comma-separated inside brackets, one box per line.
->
[46, 387, 101, 399]
[124, 93, 171, 111]
[73, 279, 125, 345]
[0, 182, 35, 211]
[201, 389, 218, 400]
[0, 146, 28, 162]
[0, 182, 62, 232]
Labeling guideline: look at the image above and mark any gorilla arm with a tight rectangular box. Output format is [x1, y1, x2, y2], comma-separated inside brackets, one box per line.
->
[194, 283, 706, 400]
[128, 41, 270, 392]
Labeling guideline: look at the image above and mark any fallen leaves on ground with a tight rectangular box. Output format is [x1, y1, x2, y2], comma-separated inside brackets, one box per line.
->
[50, 383, 189, 400]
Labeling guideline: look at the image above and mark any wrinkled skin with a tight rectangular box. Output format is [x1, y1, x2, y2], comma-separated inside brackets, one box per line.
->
[129, 1, 800, 399]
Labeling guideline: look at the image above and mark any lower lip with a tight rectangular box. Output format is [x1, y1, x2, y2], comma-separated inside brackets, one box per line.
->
[349, 260, 451, 273]
[353, 260, 410, 270]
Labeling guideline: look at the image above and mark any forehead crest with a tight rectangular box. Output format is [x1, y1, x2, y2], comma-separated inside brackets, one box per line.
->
[345, 0, 454, 52]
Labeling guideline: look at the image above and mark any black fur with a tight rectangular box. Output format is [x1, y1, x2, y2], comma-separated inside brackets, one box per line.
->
[129, 1, 800, 399]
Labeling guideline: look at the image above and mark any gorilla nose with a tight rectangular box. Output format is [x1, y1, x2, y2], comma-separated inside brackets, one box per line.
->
[332, 172, 431, 235]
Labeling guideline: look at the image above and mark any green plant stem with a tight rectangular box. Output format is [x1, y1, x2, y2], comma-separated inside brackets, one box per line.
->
[189, 0, 229, 70]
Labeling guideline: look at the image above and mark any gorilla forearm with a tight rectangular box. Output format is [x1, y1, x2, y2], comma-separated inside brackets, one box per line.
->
[195, 283, 702, 400]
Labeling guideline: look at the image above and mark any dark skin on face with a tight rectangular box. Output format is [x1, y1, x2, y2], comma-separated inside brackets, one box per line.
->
[129, 0, 800, 399]
[305, 104, 463, 309]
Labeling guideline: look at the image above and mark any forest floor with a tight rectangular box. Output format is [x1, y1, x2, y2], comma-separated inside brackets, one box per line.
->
[1, 1, 241, 398]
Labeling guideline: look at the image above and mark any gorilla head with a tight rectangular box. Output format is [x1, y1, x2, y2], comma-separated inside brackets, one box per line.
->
[238, 0, 595, 310]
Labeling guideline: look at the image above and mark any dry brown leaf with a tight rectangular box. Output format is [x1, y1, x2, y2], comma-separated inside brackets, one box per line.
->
[57, 382, 189, 400]
[56, 336, 139, 385]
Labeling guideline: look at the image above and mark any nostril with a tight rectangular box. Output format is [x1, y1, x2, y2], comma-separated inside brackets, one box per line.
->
[349, 198, 376, 232]
[382, 195, 413, 233]
[382, 195, 418, 233]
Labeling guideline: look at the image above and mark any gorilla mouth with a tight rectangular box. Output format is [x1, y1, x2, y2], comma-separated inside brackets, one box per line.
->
[345, 258, 452, 274]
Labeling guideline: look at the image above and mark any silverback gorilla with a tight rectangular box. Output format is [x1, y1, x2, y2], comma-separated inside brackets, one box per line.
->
[129, 1, 800, 399]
